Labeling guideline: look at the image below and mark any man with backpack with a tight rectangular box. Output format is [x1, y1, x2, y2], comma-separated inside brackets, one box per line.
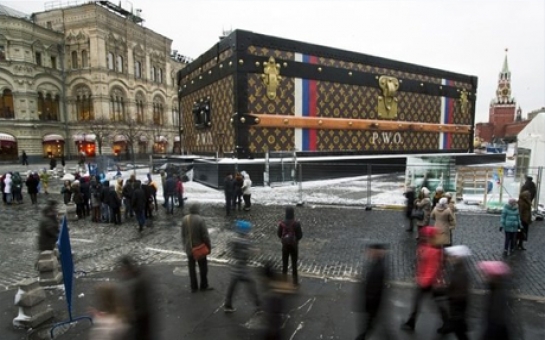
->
[277, 206, 303, 286]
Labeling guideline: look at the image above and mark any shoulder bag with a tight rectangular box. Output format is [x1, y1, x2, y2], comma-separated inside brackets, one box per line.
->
[187, 215, 210, 260]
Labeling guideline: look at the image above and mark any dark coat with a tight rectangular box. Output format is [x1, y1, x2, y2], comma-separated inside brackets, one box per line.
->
[356, 257, 386, 313]
[181, 204, 211, 256]
[518, 191, 533, 225]
[482, 280, 512, 340]
[521, 179, 537, 202]
[224, 177, 235, 195]
[404, 189, 416, 217]
[447, 260, 469, 321]
[62, 185, 72, 204]
[38, 212, 59, 252]
[80, 180, 91, 201]
[100, 182, 110, 205]
[26, 175, 39, 194]
[131, 187, 147, 212]
[164, 177, 176, 196]
[233, 175, 243, 194]
[107, 187, 121, 208]
[72, 186, 83, 204]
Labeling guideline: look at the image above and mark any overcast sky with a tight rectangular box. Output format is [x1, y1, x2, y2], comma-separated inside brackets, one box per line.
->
[4, 0, 545, 123]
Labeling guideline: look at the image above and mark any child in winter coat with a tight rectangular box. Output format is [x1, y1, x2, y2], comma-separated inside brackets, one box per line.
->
[500, 198, 521, 256]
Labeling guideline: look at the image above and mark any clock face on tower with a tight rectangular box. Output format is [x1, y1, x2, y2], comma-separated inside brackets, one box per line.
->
[502, 88, 509, 96]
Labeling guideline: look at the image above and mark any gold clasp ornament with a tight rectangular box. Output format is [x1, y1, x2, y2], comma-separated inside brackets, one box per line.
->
[459, 89, 469, 115]
[261, 56, 282, 100]
[377, 76, 399, 119]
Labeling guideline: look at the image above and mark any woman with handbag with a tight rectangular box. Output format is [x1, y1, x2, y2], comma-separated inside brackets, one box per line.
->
[517, 191, 532, 250]
[181, 203, 212, 292]
[431, 198, 456, 247]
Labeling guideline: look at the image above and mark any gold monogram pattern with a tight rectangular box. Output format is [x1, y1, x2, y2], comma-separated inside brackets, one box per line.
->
[247, 46, 294, 60]
[181, 76, 235, 153]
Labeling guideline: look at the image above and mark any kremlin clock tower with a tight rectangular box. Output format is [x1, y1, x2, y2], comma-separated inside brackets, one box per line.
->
[488, 50, 517, 138]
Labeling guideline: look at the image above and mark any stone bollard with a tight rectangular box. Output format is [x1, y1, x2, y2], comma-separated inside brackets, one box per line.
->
[37, 251, 63, 286]
[13, 278, 54, 329]
[62, 203, 78, 222]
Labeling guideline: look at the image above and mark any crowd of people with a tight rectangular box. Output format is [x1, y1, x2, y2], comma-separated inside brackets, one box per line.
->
[1, 169, 52, 205]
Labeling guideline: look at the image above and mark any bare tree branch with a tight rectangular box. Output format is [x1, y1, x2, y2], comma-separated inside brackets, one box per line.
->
[81, 117, 116, 156]
[116, 119, 151, 169]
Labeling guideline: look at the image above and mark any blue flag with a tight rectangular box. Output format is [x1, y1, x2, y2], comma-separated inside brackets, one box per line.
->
[57, 217, 74, 314]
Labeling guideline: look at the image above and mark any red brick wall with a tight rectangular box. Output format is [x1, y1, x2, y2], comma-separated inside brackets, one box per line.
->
[476, 123, 494, 142]
[504, 121, 529, 137]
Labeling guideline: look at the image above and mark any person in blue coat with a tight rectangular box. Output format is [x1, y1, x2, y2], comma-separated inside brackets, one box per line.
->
[500, 198, 521, 256]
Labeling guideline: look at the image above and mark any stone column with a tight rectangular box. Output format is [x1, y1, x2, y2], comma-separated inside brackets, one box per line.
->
[13, 278, 54, 329]
[37, 250, 63, 286]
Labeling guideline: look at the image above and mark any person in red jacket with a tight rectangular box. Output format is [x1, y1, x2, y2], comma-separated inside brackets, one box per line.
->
[402, 226, 445, 331]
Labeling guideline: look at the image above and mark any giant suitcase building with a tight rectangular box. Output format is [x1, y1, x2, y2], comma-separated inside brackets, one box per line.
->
[177, 30, 477, 159]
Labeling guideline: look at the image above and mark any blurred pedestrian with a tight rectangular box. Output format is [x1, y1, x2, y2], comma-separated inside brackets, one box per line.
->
[261, 262, 296, 340]
[241, 171, 252, 211]
[61, 180, 72, 204]
[478, 261, 512, 340]
[176, 175, 184, 210]
[72, 180, 84, 219]
[277, 206, 303, 286]
[224, 220, 260, 313]
[224, 173, 234, 216]
[439, 245, 471, 340]
[520, 176, 537, 203]
[21, 151, 28, 166]
[431, 197, 456, 247]
[38, 200, 59, 252]
[107, 183, 122, 225]
[39, 169, 50, 195]
[131, 181, 147, 233]
[142, 182, 155, 219]
[90, 179, 102, 222]
[118, 256, 155, 340]
[500, 198, 520, 256]
[404, 186, 416, 231]
[164, 174, 176, 215]
[181, 203, 212, 292]
[81, 177, 91, 217]
[232, 172, 243, 211]
[49, 157, 57, 171]
[60, 154, 65, 168]
[517, 190, 532, 250]
[444, 192, 457, 213]
[354, 243, 388, 340]
[25, 171, 39, 204]
[88, 283, 129, 340]
[414, 187, 432, 235]
[402, 226, 445, 331]
[12, 171, 23, 204]
[433, 186, 444, 208]
[100, 180, 111, 223]
[3, 173, 12, 205]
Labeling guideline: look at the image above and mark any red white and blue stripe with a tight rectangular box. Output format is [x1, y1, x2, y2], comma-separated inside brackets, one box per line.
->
[294, 53, 318, 151]
[439, 79, 455, 150]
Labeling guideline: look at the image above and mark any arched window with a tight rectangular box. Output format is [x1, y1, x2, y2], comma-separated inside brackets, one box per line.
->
[151, 66, 156, 82]
[134, 61, 141, 79]
[107, 52, 114, 70]
[135, 93, 145, 124]
[71, 51, 78, 69]
[38, 92, 45, 119]
[152, 96, 164, 126]
[74, 86, 93, 121]
[116, 55, 123, 73]
[109, 88, 126, 122]
[158, 68, 163, 83]
[81, 50, 88, 68]
[172, 100, 179, 127]
[0, 89, 14, 119]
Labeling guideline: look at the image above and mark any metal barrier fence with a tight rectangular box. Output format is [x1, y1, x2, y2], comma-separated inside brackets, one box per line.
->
[271, 163, 544, 211]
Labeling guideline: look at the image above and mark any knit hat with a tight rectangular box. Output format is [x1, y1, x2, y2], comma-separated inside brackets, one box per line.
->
[438, 197, 448, 208]
[421, 187, 430, 196]
[508, 198, 517, 205]
[478, 261, 510, 277]
[436, 186, 444, 192]
[445, 245, 471, 257]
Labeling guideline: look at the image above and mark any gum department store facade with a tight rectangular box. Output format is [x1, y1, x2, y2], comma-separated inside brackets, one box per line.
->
[0, 1, 185, 162]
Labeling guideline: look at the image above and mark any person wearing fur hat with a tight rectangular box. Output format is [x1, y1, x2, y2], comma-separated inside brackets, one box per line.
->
[500, 198, 521, 256]
[439, 245, 471, 339]
[413, 187, 432, 233]
[402, 227, 445, 331]
[433, 186, 444, 208]
[223, 220, 260, 313]
[431, 197, 456, 246]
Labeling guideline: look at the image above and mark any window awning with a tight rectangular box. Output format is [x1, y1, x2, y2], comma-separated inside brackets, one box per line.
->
[155, 136, 167, 143]
[114, 135, 127, 142]
[73, 134, 96, 142]
[43, 134, 65, 142]
[0, 133, 16, 142]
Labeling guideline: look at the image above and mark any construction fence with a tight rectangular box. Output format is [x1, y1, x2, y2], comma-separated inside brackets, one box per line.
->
[265, 161, 544, 211]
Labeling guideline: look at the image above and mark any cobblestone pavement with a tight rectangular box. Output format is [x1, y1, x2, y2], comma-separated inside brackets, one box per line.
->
[1, 195, 544, 297]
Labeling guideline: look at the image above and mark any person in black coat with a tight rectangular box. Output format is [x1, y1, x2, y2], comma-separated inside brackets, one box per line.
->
[354, 244, 387, 340]
[99, 180, 110, 223]
[80, 177, 91, 217]
[277, 206, 303, 285]
[224, 173, 235, 216]
[26, 172, 40, 204]
[478, 261, 512, 340]
[107, 186, 121, 225]
[50, 157, 57, 170]
[132, 181, 147, 232]
[440, 245, 471, 340]
[38, 200, 59, 252]
[404, 186, 416, 231]
[142, 183, 154, 219]
[520, 176, 537, 203]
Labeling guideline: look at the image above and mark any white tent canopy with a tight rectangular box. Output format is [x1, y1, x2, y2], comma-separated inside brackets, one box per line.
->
[517, 112, 545, 169]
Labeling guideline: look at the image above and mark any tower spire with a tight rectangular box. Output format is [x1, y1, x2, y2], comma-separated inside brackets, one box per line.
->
[502, 48, 509, 73]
